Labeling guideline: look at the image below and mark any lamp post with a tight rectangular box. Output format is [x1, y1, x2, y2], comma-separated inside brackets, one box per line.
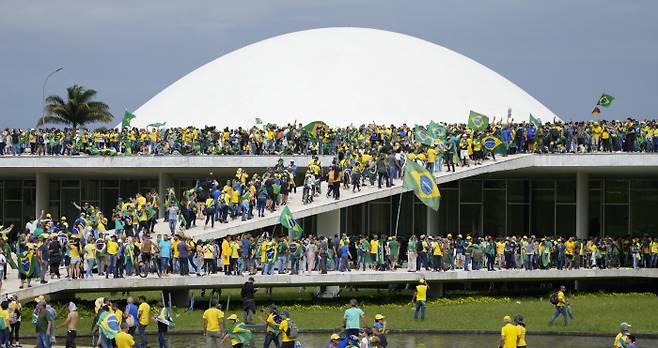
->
[39, 67, 63, 127]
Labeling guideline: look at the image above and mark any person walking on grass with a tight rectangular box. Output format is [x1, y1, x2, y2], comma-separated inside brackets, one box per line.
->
[56, 302, 79, 348]
[412, 278, 429, 320]
[548, 285, 568, 326]
[136, 296, 150, 348]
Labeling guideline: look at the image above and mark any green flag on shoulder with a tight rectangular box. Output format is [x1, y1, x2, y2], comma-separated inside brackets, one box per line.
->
[596, 93, 614, 108]
[279, 205, 303, 238]
[529, 114, 542, 128]
[122, 111, 136, 129]
[467, 110, 489, 131]
[403, 160, 441, 211]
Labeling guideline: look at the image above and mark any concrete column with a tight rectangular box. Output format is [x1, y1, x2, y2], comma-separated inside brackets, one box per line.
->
[317, 209, 340, 239]
[427, 206, 439, 236]
[36, 172, 49, 218]
[163, 289, 189, 308]
[158, 172, 173, 219]
[576, 172, 589, 239]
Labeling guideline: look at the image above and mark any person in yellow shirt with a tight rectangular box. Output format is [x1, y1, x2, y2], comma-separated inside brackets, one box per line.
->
[613, 322, 632, 348]
[515, 315, 527, 348]
[426, 146, 437, 172]
[413, 278, 429, 320]
[499, 315, 519, 348]
[137, 296, 150, 348]
[564, 237, 576, 269]
[107, 236, 119, 279]
[278, 310, 296, 347]
[369, 235, 379, 270]
[431, 237, 443, 271]
[222, 237, 232, 275]
[112, 302, 124, 327]
[115, 322, 135, 348]
[548, 285, 568, 326]
[496, 239, 506, 270]
[203, 301, 225, 348]
[221, 314, 252, 347]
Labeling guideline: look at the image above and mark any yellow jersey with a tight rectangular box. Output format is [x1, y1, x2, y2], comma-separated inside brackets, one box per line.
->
[202, 308, 224, 332]
[137, 303, 150, 326]
[115, 332, 135, 348]
[416, 284, 428, 302]
[516, 325, 526, 346]
[501, 323, 519, 348]
[279, 319, 294, 343]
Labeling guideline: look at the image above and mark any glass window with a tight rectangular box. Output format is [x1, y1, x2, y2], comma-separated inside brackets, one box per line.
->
[368, 198, 390, 235]
[484, 180, 505, 189]
[507, 204, 529, 236]
[120, 180, 139, 198]
[589, 179, 602, 189]
[140, 179, 158, 192]
[438, 189, 459, 235]
[589, 189, 602, 237]
[605, 180, 628, 204]
[5, 180, 21, 200]
[460, 180, 482, 203]
[348, 205, 364, 237]
[62, 180, 80, 188]
[102, 180, 119, 188]
[507, 180, 529, 203]
[460, 204, 481, 236]
[22, 187, 36, 221]
[23, 180, 35, 188]
[414, 202, 428, 236]
[48, 201, 60, 219]
[556, 205, 576, 237]
[82, 179, 99, 201]
[49, 180, 60, 201]
[531, 189, 554, 236]
[4, 201, 21, 225]
[101, 188, 120, 219]
[532, 180, 554, 189]
[442, 181, 458, 189]
[631, 180, 658, 190]
[556, 180, 576, 203]
[631, 189, 658, 236]
[483, 190, 505, 236]
[61, 188, 81, 221]
[605, 205, 628, 237]
[391, 192, 413, 237]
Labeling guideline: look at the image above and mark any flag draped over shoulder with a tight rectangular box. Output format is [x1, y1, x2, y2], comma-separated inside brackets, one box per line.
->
[1, 242, 17, 269]
[302, 121, 327, 138]
[121, 111, 136, 129]
[227, 322, 254, 347]
[403, 160, 441, 211]
[17, 249, 35, 277]
[596, 93, 614, 108]
[414, 126, 433, 146]
[279, 205, 303, 238]
[467, 110, 489, 131]
[529, 114, 542, 128]
[482, 136, 507, 155]
[98, 311, 120, 340]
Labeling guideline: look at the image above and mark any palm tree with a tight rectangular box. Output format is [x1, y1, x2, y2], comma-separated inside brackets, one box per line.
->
[37, 84, 113, 128]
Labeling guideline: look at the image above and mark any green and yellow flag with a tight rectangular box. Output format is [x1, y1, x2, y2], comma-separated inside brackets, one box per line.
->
[427, 121, 446, 141]
[279, 205, 303, 238]
[414, 126, 433, 146]
[255, 117, 263, 125]
[596, 93, 614, 108]
[529, 114, 542, 128]
[121, 111, 136, 129]
[302, 121, 327, 138]
[403, 159, 441, 211]
[482, 136, 507, 155]
[467, 110, 489, 131]
[98, 311, 120, 340]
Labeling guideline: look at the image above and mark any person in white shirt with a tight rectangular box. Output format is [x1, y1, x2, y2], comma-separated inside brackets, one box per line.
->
[0, 248, 7, 293]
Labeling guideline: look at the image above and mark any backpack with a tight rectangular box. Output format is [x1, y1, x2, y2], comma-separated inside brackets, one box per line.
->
[286, 319, 299, 339]
[0, 315, 6, 330]
[549, 292, 559, 305]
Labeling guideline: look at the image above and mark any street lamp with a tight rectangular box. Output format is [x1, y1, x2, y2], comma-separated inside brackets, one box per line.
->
[39, 67, 63, 127]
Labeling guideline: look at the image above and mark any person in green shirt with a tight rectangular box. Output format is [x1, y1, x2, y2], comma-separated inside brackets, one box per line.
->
[386, 236, 400, 270]
[407, 235, 417, 272]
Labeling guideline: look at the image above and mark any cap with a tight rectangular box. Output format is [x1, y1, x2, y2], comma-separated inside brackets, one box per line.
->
[419, 278, 426, 284]
[227, 314, 238, 320]
[281, 310, 290, 317]
[620, 322, 632, 330]
[331, 334, 340, 340]
[503, 315, 512, 322]
[374, 314, 385, 320]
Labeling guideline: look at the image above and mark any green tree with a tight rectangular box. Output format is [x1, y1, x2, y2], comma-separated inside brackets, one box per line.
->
[38, 85, 113, 128]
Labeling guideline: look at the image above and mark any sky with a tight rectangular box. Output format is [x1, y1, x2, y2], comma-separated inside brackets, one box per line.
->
[0, 0, 657, 127]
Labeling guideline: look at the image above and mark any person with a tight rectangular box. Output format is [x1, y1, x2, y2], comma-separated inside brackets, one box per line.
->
[372, 314, 387, 348]
[613, 322, 632, 348]
[343, 299, 366, 338]
[8, 294, 22, 348]
[56, 302, 79, 348]
[221, 314, 253, 348]
[115, 322, 135, 348]
[0, 249, 6, 293]
[262, 304, 281, 348]
[548, 285, 568, 326]
[619, 334, 637, 348]
[412, 278, 429, 320]
[323, 333, 341, 348]
[202, 301, 225, 348]
[278, 310, 297, 348]
[124, 297, 138, 336]
[499, 315, 519, 348]
[35, 300, 52, 348]
[241, 277, 256, 324]
[153, 302, 170, 348]
[137, 296, 150, 348]
[0, 301, 9, 348]
[514, 315, 527, 348]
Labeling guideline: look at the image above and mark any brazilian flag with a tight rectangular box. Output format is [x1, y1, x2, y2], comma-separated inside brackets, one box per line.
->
[279, 205, 303, 238]
[482, 136, 507, 155]
[596, 93, 614, 108]
[414, 126, 433, 146]
[302, 121, 327, 138]
[427, 121, 446, 141]
[403, 160, 440, 211]
[529, 113, 542, 128]
[17, 250, 35, 277]
[467, 110, 489, 131]
[121, 111, 136, 129]
[98, 311, 120, 340]
[227, 322, 254, 347]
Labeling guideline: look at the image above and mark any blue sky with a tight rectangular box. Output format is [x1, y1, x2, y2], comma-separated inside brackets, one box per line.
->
[0, 0, 656, 127]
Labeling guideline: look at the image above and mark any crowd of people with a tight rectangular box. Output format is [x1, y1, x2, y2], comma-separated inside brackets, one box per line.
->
[1, 118, 656, 158]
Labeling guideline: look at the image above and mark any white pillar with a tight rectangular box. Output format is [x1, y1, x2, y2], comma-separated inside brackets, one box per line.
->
[427, 206, 439, 236]
[158, 172, 172, 219]
[36, 172, 49, 217]
[576, 172, 589, 239]
[317, 209, 340, 238]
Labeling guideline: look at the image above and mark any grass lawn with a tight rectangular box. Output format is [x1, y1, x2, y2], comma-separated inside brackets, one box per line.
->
[31, 288, 658, 336]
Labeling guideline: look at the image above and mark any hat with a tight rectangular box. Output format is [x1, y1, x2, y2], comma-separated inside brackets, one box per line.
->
[466, 236, 472, 240]
[447, 233, 452, 238]
[620, 322, 632, 331]
[281, 310, 289, 317]
[374, 314, 385, 320]
[34, 295, 46, 303]
[503, 315, 512, 322]
[331, 333, 340, 340]
[46, 213, 52, 219]
[514, 315, 525, 325]
[419, 278, 426, 284]
[227, 314, 238, 320]
[61, 216, 67, 221]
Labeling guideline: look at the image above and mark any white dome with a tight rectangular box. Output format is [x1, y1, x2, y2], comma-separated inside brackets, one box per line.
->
[133, 27, 557, 128]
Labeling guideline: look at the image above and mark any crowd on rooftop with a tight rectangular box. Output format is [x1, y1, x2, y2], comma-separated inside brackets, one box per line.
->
[1, 118, 657, 157]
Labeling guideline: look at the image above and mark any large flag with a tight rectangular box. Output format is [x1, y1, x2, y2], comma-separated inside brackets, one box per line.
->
[482, 136, 507, 155]
[467, 110, 489, 131]
[121, 111, 136, 129]
[403, 160, 441, 211]
[414, 126, 433, 146]
[302, 121, 327, 138]
[427, 121, 446, 141]
[529, 114, 542, 128]
[596, 93, 614, 108]
[227, 322, 254, 345]
[279, 205, 303, 238]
